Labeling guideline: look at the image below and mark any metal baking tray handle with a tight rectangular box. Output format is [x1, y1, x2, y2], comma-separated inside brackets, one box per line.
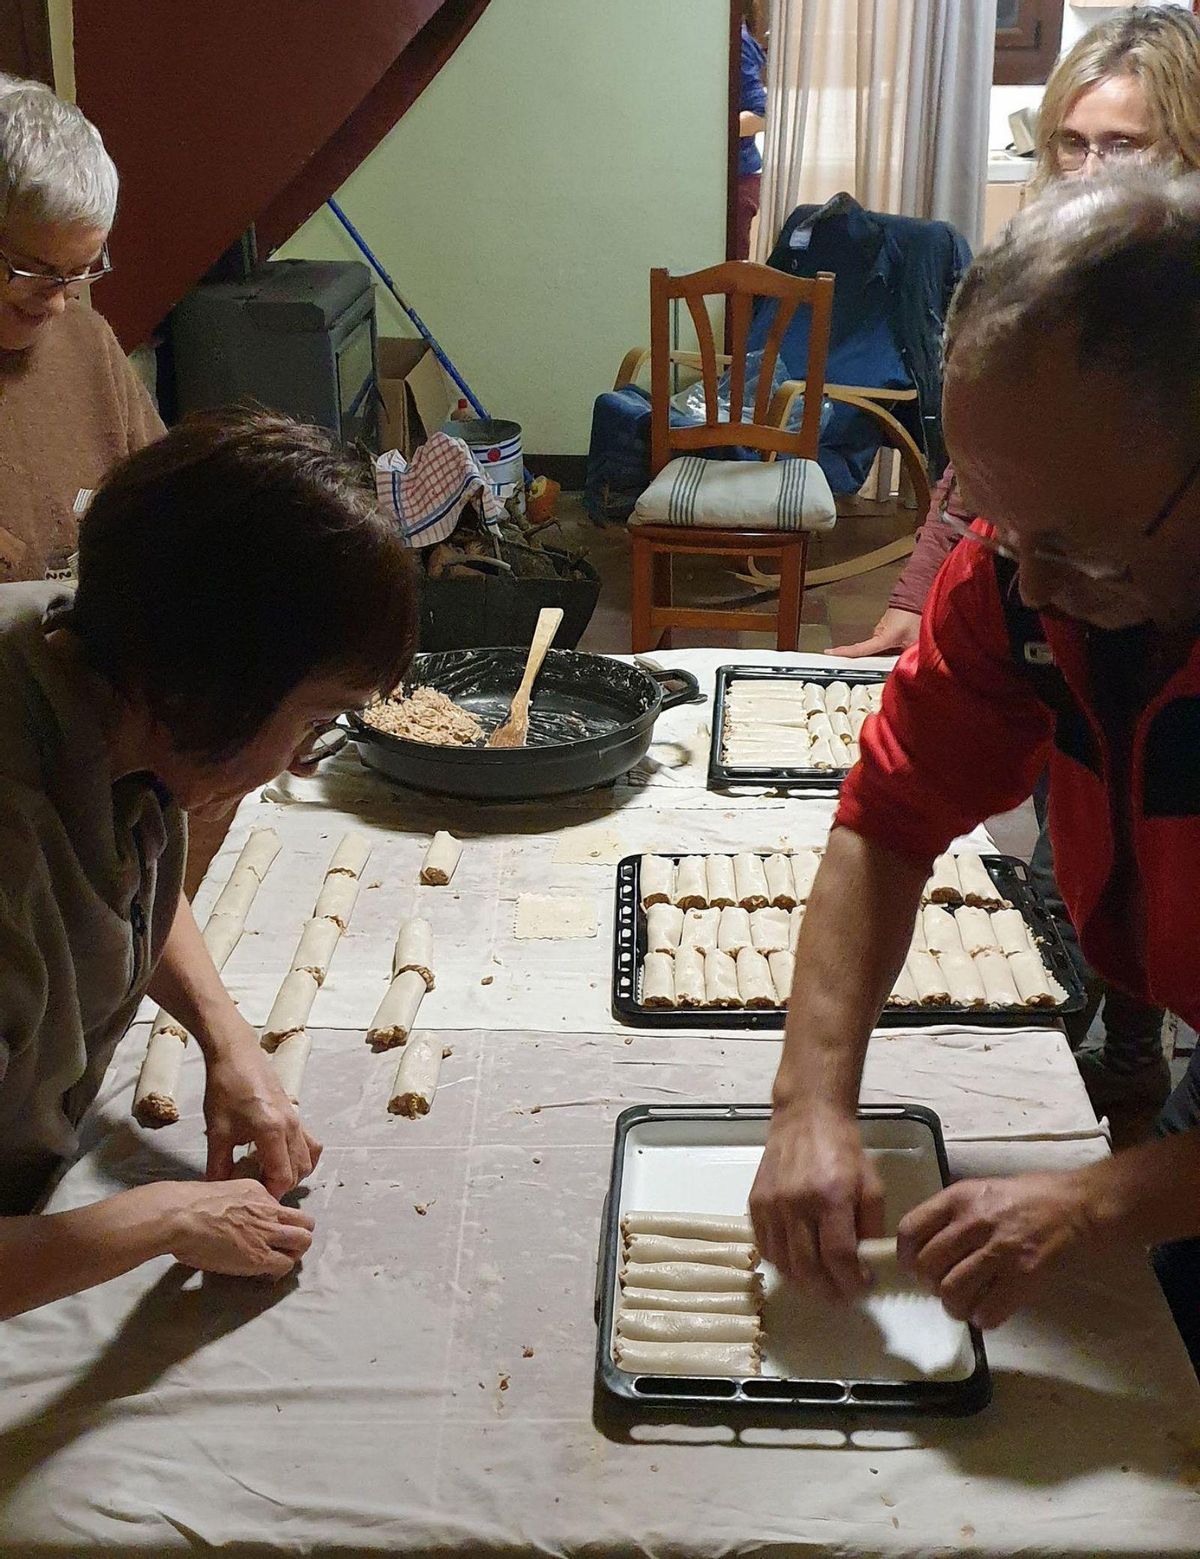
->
[648, 667, 703, 710]
[289, 719, 348, 774]
[595, 1195, 611, 1319]
[641, 1103, 768, 1121]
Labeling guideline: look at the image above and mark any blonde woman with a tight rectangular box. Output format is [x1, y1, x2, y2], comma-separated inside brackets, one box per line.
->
[835, 4, 1200, 660]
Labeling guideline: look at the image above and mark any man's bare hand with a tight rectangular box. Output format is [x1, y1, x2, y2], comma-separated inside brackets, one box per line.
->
[750, 1104, 886, 1302]
[898, 1172, 1092, 1329]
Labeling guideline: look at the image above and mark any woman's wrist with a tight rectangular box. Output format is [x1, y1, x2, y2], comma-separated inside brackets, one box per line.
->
[121, 1181, 194, 1260]
[192, 1005, 260, 1062]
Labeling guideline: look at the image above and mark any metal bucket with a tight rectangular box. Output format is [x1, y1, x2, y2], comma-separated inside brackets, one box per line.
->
[448, 417, 524, 516]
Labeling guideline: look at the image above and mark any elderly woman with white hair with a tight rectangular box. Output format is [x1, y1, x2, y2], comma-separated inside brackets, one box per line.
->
[0, 73, 162, 583]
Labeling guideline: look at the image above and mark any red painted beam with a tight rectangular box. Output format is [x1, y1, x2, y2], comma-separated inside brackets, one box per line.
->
[75, 1, 487, 348]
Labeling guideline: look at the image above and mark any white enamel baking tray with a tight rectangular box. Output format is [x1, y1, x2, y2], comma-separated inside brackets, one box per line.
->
[596, 1104, 990, 1414]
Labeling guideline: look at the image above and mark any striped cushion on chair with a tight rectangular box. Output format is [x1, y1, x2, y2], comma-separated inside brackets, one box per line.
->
[630, 455, 836, 532]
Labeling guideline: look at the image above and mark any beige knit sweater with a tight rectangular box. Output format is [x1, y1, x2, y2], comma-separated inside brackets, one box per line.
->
[0, 302, 164, 581]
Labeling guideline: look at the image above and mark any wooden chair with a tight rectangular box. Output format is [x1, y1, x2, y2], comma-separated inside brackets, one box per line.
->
[739, 380, 930, 593]
[628, 262, 835, 653]
[617, 360, 932, 597]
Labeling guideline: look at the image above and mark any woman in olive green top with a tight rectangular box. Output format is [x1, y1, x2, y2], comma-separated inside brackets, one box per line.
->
[0, 408, 416, 1318]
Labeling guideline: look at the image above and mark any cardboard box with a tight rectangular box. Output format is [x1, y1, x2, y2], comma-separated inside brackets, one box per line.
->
[377, 337, 456, 458]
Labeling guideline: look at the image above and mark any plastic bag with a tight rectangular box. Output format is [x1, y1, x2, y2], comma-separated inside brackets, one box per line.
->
[669, 348, 832, 435]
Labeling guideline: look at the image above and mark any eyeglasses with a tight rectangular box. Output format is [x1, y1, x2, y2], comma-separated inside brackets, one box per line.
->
[936, 450, 1200, 583]
[289, 718, 347, 774]
[0, 241, 112, 293]
[1051, 131, 1152, 172]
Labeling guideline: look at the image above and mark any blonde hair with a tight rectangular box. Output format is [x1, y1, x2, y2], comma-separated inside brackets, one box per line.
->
[1031, 7, 1200, 196]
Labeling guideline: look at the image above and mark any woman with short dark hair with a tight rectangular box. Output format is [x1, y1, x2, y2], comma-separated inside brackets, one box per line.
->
[0, 407, 417, 1318]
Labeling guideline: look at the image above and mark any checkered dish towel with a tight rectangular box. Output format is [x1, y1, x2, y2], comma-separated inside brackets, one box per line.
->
[375, 432, 506, 549]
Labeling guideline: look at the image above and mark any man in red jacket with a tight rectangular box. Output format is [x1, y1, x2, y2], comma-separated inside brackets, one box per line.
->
[750, 169, 1200, 1369]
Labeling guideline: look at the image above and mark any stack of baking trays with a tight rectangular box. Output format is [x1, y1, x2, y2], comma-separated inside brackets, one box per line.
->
[595, 1103, 991, 1412]
[707, 665, 887, 790]
[612, 850, 1084, 1028]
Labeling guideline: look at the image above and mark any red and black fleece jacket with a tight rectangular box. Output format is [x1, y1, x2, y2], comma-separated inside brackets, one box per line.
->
[836, 532, 1200, 1030]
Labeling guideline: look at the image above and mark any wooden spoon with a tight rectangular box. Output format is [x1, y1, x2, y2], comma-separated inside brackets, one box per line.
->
[486, 607, 564, 749]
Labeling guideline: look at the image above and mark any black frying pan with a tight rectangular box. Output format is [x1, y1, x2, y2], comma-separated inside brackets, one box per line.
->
[346, 649, 702, 801]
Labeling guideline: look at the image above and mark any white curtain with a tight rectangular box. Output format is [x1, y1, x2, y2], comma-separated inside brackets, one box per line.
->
[757, 0, 998, 254]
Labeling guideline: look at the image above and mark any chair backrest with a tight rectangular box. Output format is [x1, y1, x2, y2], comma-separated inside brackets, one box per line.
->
[648, 260, 834, 479]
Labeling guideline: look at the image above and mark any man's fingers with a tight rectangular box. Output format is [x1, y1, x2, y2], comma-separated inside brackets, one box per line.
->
[910, 1216, 985, 1289]
[304, 1131, 323, 1172]
[897, 1188, 958, 1267]
[971, 1280, 1016, 1331]
[817, 1204, 869, 1302]
[750, 1202, 786, 1273]
[858, 1164, 887, 1240]
[751, 1189, 833, 1300]
[937, 1245, 996, 1322]
[751, 1192, 799, 1282]
[791, 1219, 839, 1304]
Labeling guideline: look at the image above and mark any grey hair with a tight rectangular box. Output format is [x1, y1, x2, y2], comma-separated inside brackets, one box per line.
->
[0, 73, 118, 231]
[945, 168, 1200, 440]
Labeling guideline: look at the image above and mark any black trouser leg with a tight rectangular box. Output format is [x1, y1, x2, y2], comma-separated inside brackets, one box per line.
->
[1027, 780, 1164, 1064]
[1152, 1052, 1200, 1378]
[1027, 794, 1100, 1051]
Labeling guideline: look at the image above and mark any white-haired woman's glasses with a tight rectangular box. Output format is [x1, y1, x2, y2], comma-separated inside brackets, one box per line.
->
[0, 241, 112, 294]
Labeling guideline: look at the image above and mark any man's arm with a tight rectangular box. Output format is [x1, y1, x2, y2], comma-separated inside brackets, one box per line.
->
[147, 894, 320, 1197]
[1086, 1130, 1200, 1246]
[897, 1129, 1200, 1332]
[751, 828, 929, 1299]
[0, 1179, 314, 1321]
[752, 540, 1056, 1297]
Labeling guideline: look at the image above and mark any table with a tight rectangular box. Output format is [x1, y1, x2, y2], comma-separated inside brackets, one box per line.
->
[0, 650, 1196, 1557]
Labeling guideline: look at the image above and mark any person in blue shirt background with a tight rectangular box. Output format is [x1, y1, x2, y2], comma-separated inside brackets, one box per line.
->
[737, 2, 768, 260]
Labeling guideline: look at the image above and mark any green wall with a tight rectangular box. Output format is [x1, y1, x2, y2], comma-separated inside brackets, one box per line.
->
[275, 0, 729, 454]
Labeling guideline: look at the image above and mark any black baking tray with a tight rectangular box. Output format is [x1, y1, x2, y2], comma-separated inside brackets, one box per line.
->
[708, 664, 889, 792]
[611, 852, 1086, 1030]
[595, 1103, 991, 1415]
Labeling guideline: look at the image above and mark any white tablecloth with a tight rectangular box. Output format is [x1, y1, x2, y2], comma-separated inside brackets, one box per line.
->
[158, 650, 993, 1038]
[1, 648, 1196, 1556]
